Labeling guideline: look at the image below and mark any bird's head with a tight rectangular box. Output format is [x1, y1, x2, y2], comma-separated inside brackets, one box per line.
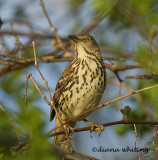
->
[68, 33, 100, 55]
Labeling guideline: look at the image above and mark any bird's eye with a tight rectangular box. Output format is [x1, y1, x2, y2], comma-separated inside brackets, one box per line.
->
[87, 38, 91, 42]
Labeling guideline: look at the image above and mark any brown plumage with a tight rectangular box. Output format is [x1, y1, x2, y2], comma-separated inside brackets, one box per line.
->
[50, 33, 106, 149]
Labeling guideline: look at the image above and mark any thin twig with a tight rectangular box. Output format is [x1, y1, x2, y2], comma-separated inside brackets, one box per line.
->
[33, 41, 52, 101]
[40, 0, 66, 51]
[48, 120, 158, 137]
[0, 30, 55, 39]
[122, 82, 153, 120]
[100, 46, 134, 58]
[32, 41, 37, 66]
[0, 53, 140, 77]
[108, 78, 153, 120]
[17, 144, 29, 155]
[134, 124, 140, 160]
[117, 81, 122, 111]
[0, 53, 125, 62]
[74, 151, 99, 160]
[10, 22, 22, 55]
[105, 63, 141, 72]
[31, 41, 72, 151]
[65, 154, 83, 160]
[28, 74, 51, 105]
[28, 74, 69, 144]
[134, 124, 138, 148]
[54, 145, 99, 160]
[24, 74, 30, 112]
[48, 83, 158, 134]
[147, 126, 158, 156]
[125, 75, 158, 79]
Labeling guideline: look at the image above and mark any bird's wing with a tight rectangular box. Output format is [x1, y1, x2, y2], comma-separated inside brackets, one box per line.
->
[50, 62, 73, 121]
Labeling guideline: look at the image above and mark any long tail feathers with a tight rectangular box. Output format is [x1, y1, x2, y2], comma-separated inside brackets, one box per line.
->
[53, 118, 76, 150]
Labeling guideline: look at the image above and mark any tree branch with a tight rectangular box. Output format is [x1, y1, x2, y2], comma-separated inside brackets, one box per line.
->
[48, 120, 158, 137]
[47, 83, 158, 134]
[125, 75, 158, 80]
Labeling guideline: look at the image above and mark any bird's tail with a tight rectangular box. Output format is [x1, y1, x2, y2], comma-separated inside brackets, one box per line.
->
[53, 117, 76, 149]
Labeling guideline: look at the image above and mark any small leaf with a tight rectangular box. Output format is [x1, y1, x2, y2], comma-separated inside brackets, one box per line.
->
[120, 106, 131, 119]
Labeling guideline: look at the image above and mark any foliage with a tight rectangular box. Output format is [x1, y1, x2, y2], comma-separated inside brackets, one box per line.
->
[0, 106, 57, 159]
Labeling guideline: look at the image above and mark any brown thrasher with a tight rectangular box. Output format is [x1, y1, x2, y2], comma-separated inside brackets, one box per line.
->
[50, 33, 106, 149]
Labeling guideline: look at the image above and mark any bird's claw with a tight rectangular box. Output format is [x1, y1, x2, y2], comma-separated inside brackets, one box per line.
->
[68, 126, 75, 134]
[87, 121, 104, 138]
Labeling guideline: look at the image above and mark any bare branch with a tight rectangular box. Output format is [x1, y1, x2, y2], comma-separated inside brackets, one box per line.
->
[117, 81, 122, 111]
[0, 30, 54, 39]
[133, 124, 140, 159]
[40, 0, 67, 52]
[24, 74, 30, 112]
[48, 120, 158, 137]
[29, 74, 51, 105]
[32, 41, 37, 66]
[74, 151, 99, 160]
[125, 75, 158, 79]
[48, 83, 158, 134]
[31, 42, 73, 150]
[100, 46, 135, 58]
[105, 63, 141, 72]
[121, 81, 153, 120]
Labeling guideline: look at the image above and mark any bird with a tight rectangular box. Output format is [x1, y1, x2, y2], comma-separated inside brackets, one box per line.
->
[50, 33, 106, 150]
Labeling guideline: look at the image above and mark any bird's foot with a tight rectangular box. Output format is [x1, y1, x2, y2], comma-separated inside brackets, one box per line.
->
[68, 126, 75, 134]
[83, 119, 104, 138]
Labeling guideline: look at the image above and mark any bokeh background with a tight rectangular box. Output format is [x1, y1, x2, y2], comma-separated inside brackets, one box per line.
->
[1, 0, 158, 159]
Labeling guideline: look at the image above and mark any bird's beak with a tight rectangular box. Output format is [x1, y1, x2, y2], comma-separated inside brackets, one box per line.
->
[68, 35, 79, 42]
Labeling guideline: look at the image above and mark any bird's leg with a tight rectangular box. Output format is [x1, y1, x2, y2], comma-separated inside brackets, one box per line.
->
[61, 125, 74, 153]
[83, 119, 104, 138]
[65, 122, 76, 152]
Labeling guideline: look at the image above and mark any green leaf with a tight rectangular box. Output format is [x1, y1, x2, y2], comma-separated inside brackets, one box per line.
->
[120, 106, 131, 118]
